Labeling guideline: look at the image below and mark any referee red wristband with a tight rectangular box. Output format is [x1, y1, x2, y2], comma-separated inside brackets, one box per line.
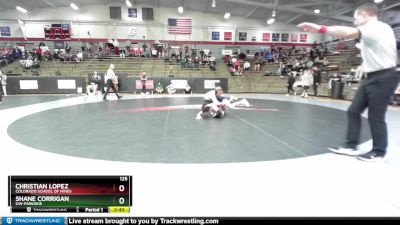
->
[319, 25, 328, 33]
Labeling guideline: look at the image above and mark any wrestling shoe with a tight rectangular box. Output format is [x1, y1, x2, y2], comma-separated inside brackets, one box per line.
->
[230, 96, 238, 101]
[242, 99, 250, 108]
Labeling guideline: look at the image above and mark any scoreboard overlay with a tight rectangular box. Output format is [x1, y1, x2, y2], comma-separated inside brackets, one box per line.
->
[8, 176, 132, 213]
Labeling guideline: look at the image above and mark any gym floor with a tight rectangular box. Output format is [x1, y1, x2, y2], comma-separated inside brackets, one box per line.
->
[1, 93, 400, 217]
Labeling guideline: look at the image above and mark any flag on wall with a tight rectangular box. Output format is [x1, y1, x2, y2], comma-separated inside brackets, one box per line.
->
[168, 18, 192, 34]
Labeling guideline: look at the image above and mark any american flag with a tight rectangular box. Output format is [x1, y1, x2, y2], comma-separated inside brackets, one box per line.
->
[168, 18, 192, 34]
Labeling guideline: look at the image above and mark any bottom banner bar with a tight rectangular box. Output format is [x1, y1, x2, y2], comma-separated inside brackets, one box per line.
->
[3, 217, 396, 225]
[11, 207, 109, 213]
[67, 217, 222, 225]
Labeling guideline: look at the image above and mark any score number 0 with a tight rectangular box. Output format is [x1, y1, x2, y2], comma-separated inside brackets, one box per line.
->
[118, 176, 128, 205]
[118, 184, 125, 204]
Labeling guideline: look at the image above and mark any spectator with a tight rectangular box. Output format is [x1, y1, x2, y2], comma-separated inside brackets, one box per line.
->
[35, 47, 42, 61]
[140, 71, 147, 94]
[286, 71, 296, 96]
[120, 48, 126, 58]
[253, 60, 261, 72]
[89, 71, 103, 95]
[1, 71, 7, 96]
[243, 61, 251, 75]
[184, 83, 192, 94]
[142, 43, 148, 56]
[266, 51, 274, 64]
[235, 59, 242, 75]
[312, 67, 321, 97]
[229, 66, 236, 76]
[155, 82, 164, 94]
[76, 52, 83, 62]
[301, 68, 313, 98]
[113, 39, 120, 55]
[0, 71, 5, 102]
[65, 44, 71, 54]
[277, 61, 285, 76]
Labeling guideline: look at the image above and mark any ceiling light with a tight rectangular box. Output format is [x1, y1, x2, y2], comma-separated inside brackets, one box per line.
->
[374, 0, 384, 3]
[178, 6, 184, 14]
[126, 0, 133, 8]
[314, 9, 320, 14]
[70, 2, 79, 10]
[224, 12, 230, 19]
[267, 18, 275, 25]
[272, 10, 276, 17]
[16, 6, 28, 14]
[212, 0, 216, 7]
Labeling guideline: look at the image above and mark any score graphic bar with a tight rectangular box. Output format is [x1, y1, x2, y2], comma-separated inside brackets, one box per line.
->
[8, 176, 132, 213]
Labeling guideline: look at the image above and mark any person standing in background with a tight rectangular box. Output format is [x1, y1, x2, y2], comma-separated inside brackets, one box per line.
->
[103, 64, 122, 101]
[298, 3, 400, 161]
[0, 71, 7, 96]
[286, 71, 296, 96]
[113, 39, 120, 55]
[140, 71, 147, 94]
[300, 68, 313, 98]
[312, 67, 321, 98]
[90, 71, 103, 95]
[0, 71, 4, 103]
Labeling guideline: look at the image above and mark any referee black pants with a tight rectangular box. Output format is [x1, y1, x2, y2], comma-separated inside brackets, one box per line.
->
[103, 79, 120, 100]
[345, 68, 400, 155]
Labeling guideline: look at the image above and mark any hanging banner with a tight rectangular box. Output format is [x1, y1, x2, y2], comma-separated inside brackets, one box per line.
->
[300, 33, 308, 42]
[224, 32, 232, 41]
[290, 33, 299, 42]
[262, 33, 270, 41]
[211, 31, 220, 40]
[239, 32, 247, 41]
[0, 26, 11, 36]
[281, 33, 289, 42]
[272, 33, 280, 42]
[128, 8, 137, 18]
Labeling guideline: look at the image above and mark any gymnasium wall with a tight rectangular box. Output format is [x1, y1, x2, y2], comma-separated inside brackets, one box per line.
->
[0, 4, 322, 45]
